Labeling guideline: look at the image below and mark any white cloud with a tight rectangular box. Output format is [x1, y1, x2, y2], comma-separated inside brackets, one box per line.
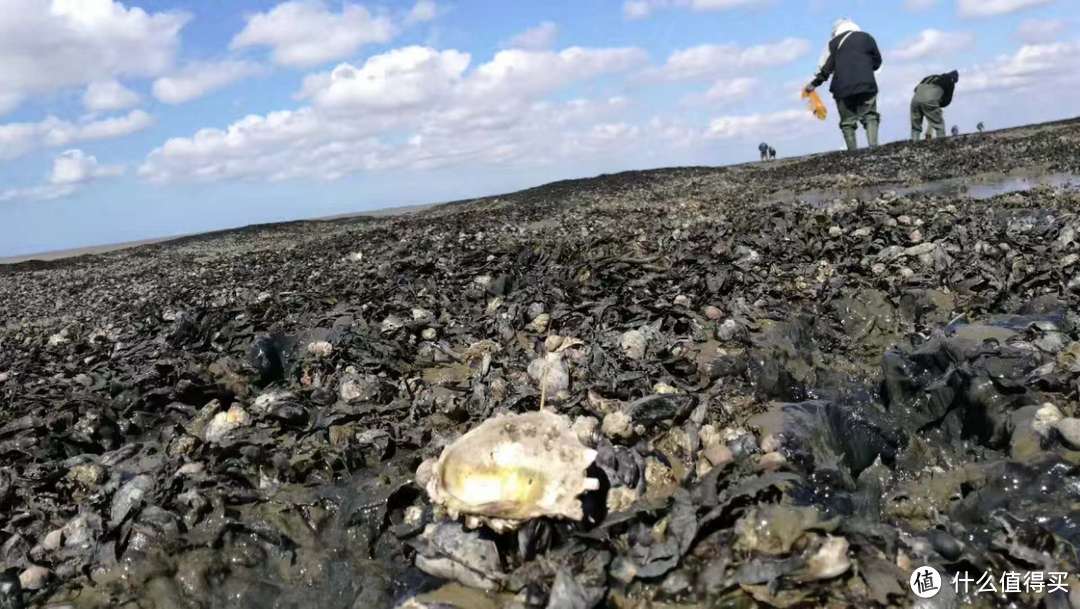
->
[48, 110, 154, 145]
[963, 41, 1080, 93]
[140, 45, 648, 183]
[467, 47, 648, 98]
[0, 0, 187, 115]
[231, 1, 396, 68]
[0, 183, 75, 202]
[647, 116, 704, 148]
[651, 38, 810, 81]
[298, 47, 470, 112]
[405, 0, 438, 24]
[623, 0, 770, 19]
[298, 45, 646, 114]
[140, 96, 638, 182]
[1016, 18, 1066, 43]
[704, 77, 758, 102]
[0, 149, 123, 202]
[505, 21, 559, 51]
[905, 0, 938, 10]
[958, 0, 1055, 18]
[705, 109, 808, 140]
[83, 80, 140, 112]
[624, 1, 654, 18]
[153, 60, 264, 104]
[682, 77, 758, 106]
[558, 122, 642, 157]
[49, 149, 124, 185]
[0, 110, 153, 161]
[892, 29, 975, 61]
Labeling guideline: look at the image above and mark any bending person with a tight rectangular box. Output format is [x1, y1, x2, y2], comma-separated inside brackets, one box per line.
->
[911, 71, 959, 142]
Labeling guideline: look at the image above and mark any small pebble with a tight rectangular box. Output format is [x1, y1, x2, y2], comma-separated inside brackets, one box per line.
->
[620, 330, 647, 360]
[204, 405, 251, 443]
[19, 566, 50, 591]
[1054, 417, 1080, 450]
[716, 319, 739, 341]
[571, 416, 599, 446]
[177, 462, 205, 477]
[660, 569, 693, 597]
[404, 506, 424, 526]
[703, 444, 733, 468]
[653, 382, 679, 394]
[68, 463, 107, 487]
[1033, 403, 1063, 437]
[760, 434, 782, 453]
[756, 452, 787, 471]
[801, 537, 850, 581]
[602, 411, 634, 441]
[306, 341, 333, 357]
[526, 313, 550, 333]
[42, 529, 63, 552]
[606, 486, 639, 513]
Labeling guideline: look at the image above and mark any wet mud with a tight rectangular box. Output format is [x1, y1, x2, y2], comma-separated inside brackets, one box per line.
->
[2, 119, 1080, 609]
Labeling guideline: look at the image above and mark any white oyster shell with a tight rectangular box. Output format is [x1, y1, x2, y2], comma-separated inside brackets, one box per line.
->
[426, 411, 599, 530]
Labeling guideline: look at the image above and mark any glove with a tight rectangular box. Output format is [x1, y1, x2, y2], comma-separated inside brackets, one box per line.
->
[803, 83, 816, 93]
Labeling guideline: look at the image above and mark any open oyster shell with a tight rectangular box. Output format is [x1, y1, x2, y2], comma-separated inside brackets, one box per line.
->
[425, 411, 599, 530]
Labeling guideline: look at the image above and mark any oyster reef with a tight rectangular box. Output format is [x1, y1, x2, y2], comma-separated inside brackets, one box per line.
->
[2, 119, 1080, 609]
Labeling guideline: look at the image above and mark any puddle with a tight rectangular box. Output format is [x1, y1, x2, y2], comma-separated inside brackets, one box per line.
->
[767, 172, 1080, 207]
[964, 172, 1080, 199]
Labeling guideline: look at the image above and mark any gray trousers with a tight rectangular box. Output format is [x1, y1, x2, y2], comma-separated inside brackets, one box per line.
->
[911, 83, 946, 141]
[836, 93, 880, 150]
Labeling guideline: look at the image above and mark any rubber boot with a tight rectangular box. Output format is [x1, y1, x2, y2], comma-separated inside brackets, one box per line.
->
[842, 128, 858, 151]
[867, 121, 880, 148]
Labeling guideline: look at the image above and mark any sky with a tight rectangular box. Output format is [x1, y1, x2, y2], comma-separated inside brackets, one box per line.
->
[0, 0, 1077, 257]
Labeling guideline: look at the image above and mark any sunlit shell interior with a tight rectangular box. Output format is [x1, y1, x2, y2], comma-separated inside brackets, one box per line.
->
[430, 411, 598, 522]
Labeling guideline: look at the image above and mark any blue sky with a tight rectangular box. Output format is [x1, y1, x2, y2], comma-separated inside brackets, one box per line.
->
[0, 0, 1077, 256]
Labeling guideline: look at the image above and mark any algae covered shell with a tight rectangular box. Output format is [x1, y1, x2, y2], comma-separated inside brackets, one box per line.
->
[425, 411, 600, 527]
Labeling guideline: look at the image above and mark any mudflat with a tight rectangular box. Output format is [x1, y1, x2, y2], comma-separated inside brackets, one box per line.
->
[2, 118, 1080, 609]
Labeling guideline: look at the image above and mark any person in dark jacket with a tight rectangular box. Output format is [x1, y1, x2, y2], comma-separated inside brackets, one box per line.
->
[952, 125, 959, 137]
[758, 142, 769, 161]
[911, 70, 958, 142]
[768, 146, 776, 160]
[805, 18, 882, 151]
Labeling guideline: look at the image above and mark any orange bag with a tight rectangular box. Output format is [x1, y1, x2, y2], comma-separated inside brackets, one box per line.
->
[802, 89, 828, 120]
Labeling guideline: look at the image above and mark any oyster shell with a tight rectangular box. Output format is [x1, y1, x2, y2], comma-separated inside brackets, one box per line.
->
[425, 411, 599, 530]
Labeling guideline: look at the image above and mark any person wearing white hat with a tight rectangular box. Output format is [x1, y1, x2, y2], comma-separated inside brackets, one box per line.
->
[805, 18, 883, 151]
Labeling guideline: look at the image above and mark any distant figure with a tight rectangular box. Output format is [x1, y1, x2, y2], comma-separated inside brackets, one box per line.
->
[977, 122, 985, 133]
[805, 18, 883, 151]
[768, 146, 777, 161]
[758, 142, 769, 161]
[910, 70, 959, 142]
[951, 125, 959, 137]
